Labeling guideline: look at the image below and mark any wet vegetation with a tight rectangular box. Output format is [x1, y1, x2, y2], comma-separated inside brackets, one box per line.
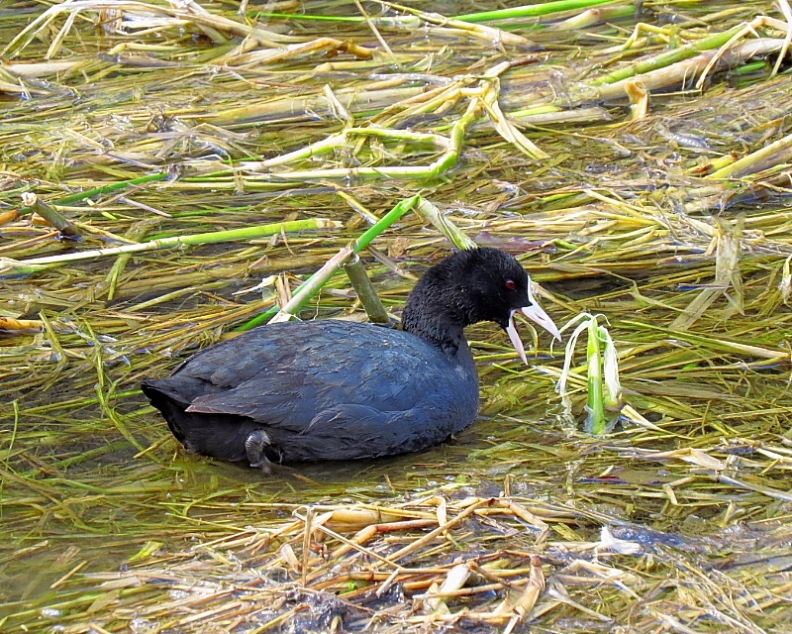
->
[1, 0, 792, 631]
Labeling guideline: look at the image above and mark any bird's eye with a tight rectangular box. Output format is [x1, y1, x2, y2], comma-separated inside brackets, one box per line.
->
[505, 279, 516, 290]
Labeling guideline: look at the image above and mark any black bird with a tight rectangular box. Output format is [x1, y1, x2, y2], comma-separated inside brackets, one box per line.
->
[142, 247, 560, 468]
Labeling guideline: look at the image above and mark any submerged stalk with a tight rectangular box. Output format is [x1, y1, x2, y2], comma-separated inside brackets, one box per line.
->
[1, 219, 340, 275]
[585, 318, 606, 435]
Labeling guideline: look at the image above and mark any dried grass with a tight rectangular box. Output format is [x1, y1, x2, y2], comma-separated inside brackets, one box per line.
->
[2, 0, 792, 631]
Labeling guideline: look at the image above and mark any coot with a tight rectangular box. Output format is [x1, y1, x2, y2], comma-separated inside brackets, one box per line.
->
[142, 247, 560, 468]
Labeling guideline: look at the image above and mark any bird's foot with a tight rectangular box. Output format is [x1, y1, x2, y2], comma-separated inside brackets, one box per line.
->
[245, 429, 273, 473]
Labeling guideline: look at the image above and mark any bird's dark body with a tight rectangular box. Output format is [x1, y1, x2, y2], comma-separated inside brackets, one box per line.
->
[142, 247, 559, 467]
[142, 319, 479, 464]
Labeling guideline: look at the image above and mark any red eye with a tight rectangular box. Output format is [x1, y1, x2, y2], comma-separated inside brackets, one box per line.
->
[505, 279, 516, 290]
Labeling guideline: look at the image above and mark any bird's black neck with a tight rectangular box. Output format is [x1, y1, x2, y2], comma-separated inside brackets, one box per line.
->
[402, 292, 469, 356]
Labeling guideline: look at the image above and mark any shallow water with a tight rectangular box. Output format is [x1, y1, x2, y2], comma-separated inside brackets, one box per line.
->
[2, 0, 792, 630]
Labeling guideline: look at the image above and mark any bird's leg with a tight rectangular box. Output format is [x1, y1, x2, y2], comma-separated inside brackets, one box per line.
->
[245, 429, 273, 473]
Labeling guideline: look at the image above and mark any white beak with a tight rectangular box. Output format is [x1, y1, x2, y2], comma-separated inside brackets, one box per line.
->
[505, 293, 561, 365]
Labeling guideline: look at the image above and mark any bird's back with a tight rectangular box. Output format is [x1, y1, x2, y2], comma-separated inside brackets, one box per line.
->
[143, 320, 480, 463]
